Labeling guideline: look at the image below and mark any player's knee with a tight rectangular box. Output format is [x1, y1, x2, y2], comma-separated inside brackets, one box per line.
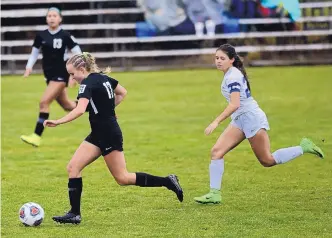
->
[258, 155, 275, 167]
[66, 164, 80, 177]
[58, 100, 75, 111]
[114, 174, 129, 186]
[211, 147, 224, 160]
[39, 100, 50, 111]
[62, 104, 74, 112]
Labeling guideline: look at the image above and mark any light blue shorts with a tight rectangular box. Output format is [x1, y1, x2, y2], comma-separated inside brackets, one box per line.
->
[231, 109, 270, 138]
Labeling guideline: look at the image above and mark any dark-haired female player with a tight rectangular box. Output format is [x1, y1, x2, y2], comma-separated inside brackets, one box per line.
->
[21, 7, 82, 147]
[194, 44, 324, 204]
[44, 52, 183, 224]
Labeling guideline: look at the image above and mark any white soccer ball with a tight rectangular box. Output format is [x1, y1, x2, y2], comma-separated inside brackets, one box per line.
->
[19, 202, 45, 226]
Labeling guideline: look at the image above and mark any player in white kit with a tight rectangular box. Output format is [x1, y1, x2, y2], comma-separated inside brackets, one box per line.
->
[194, 44, 325, 204]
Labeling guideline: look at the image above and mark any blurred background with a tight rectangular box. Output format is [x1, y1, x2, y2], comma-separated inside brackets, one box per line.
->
[1, 0, 331, 74]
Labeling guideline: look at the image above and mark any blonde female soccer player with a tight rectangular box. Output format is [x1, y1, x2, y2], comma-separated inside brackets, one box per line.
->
[194, 44, 324, 204]
[44, 52, 183, 224]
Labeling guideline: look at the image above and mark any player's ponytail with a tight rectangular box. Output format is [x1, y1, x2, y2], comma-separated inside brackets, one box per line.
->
[67, 52, 111, 74]
[233, 54, 251, 92]
[217, 44, 251, 92]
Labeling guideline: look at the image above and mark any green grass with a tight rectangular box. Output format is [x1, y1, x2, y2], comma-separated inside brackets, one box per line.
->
[1, 66, 332, 238]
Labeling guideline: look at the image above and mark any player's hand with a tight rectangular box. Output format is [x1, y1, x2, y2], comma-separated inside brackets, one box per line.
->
[204, 121, 219, 135]
[23, 68, 32, 78]
[68, 78, 77, 88]
[43, 120, 59, 127]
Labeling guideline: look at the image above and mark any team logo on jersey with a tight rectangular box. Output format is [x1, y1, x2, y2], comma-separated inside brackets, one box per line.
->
[79, 84, 86, 94]
[19, 208, 25, 219]
[30, 206, 40, 217]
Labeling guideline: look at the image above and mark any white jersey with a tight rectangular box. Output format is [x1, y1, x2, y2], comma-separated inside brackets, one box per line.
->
[221, 67, 259, 119]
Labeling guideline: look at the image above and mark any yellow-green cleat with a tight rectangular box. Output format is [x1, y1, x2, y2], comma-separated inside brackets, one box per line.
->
[194, 189, 221, 204]
[300, 138, 324, 159]
[20, 133, 41, 147]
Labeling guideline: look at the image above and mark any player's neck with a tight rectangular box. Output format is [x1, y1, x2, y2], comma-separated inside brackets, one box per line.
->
[83, 72, 90, 79]
[48, 26, 61, 35]
[223, 66, 232, 74]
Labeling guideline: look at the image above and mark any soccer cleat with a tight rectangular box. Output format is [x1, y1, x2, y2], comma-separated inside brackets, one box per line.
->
[166, 174, 184, 202]
[300, 138, 324, 159]
[20, 133, 41, 147]
[194, 189, 221, 204]
[52, 212, 81, 224]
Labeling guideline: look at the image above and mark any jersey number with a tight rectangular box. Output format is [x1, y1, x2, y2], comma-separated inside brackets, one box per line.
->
[243, 78, 251, 98]
[53, 39, 62, 49]
[103, 82, 114, 99]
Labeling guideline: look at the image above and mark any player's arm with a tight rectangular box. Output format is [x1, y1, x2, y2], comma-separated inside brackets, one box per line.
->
[70, 45, 82, 54]
[108, 77, 127, 106]
[114, 84, 127, 106]
[68, 43, 81, 88]
[43, 98, 89, 127]
[24, 34, 42, 78]
[44, 81, 92, 127]
[215, 92, 240, 124]
[67, 33, 81, 54]
[65, 33, 82, 87]
[205, 79, 241, 135]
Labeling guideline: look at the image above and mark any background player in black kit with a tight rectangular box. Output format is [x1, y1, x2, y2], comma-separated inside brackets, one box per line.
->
[44, 52, 183, 224]
[21, 7, 82, 147]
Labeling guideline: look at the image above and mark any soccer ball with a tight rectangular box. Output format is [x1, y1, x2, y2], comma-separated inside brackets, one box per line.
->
[19, 202, 44, 226]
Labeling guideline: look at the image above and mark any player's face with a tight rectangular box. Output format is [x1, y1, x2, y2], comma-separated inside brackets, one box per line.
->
[46, 10, 62, 29]
[215, 50, 234, 72]
[67, 64, 85, 83]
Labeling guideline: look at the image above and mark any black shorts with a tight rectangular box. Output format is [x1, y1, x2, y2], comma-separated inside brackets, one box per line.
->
[43, 65, 70, 86]
[85, 119, 123, 156]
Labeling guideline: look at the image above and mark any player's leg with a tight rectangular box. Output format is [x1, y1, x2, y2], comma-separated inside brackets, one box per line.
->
[53, 140, 101, 224]
[103, 150, 184, 202]
[249, 129, 324, 167]
[56, 87, 77, 111]
[248, 129, 277, 167]
[194, 124, 245, 204]
[20, 81, 66, 147]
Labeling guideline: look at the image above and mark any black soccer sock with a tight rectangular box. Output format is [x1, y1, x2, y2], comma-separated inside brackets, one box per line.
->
[68, 177, 83, 215]
[135, 172, 170, 187]
[34, 112, 49, 136]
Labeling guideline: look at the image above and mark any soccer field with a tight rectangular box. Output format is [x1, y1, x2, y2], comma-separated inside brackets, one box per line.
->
[1, 66, 332, 238]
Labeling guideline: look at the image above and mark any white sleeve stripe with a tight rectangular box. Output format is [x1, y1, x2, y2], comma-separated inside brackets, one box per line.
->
[90, 98, 98, 114]
[26, 47, 39, 69]
[71, 45, 82, 54]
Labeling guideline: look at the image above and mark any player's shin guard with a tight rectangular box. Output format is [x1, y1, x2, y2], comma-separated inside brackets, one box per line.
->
[34, 112, 49, 136]
[135, 172, 168, 187]
[209, 159, 224, 190]
[135, 173, 183, 202]
[68, 178, 82, 215]
[272, 146, 303, 164]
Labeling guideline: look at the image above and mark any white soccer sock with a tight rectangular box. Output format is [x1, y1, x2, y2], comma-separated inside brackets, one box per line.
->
[209, 159, 224, 190]
[272, 146, 304, 164]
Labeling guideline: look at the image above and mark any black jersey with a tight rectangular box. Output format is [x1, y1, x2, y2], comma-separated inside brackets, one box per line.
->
[33, 28, 78, 73]
[77, 73, 119, 121]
